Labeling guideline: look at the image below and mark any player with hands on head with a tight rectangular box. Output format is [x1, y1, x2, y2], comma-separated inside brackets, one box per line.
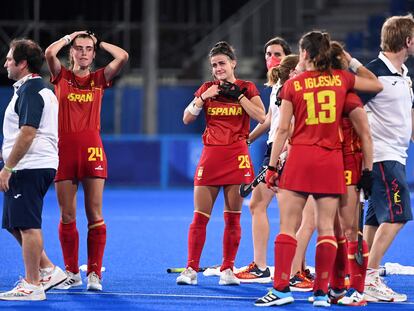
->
[177, 41, 265, 286]
[45, 30, 128, 291]
[255, 30, 381, 307]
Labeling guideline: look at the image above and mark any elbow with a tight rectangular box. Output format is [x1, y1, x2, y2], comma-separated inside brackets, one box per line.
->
[121, 51, 129, 64]
[44, 47, 54, 60]
[374, 81, 384, 93]
[257, 111, 266, 124]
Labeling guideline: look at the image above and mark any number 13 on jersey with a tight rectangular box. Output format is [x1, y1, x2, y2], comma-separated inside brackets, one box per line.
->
[304, 90, 336, 125]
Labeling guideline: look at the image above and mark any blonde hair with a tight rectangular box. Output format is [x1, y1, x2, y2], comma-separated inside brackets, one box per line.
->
[265, 54, 299, 86]
[381, 14, 414, 52]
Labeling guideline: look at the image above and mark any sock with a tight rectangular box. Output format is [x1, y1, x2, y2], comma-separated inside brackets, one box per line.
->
[273, 234, 297, 291]
[187, 211, 209, 271]
[314, 236, 337, 294]
[330, 236, 348, 290]
[59, 220, 79, 273]
[87, 219, 107, 278]
[221, 211, 241, 271]
[348, 240, 369, 292]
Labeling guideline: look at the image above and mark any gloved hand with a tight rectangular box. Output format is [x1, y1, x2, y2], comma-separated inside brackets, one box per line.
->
[218, 81, 246, 101]
[265, 166, 279, 189]
[356, 169, 373, 198]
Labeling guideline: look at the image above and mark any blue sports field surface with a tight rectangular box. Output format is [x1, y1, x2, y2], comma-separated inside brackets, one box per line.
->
[0, 188, 413, 310]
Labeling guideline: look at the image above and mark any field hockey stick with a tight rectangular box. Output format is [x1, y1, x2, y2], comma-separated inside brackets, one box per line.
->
[355, 190, 367, 266]
[167, 265, 220, 273]
[239, 166, 268, 198]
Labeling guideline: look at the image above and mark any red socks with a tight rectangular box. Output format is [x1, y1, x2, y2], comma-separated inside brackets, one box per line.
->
[187, 212, 209, 271]
[314, 236, 337, 293]
[87, 220, 107, 278]
[59, 221, 79, 273]
[221, 211, 241, 271]
[330, 236, 348, 290]
[273, 234, 297, 291]
[348, 240, 369, 292]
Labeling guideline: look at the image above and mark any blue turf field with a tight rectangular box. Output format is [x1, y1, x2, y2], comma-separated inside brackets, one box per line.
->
[0, 188, 414, 310]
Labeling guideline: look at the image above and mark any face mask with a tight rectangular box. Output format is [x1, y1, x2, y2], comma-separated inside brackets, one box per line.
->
[266, 56, 281, 70]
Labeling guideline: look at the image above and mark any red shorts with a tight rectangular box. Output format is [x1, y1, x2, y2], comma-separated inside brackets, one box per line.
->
[55, 130, 107, 182]
[343, 152, 362, 186]
[194, 140, 254, 186]
[279, 144, 346, 194]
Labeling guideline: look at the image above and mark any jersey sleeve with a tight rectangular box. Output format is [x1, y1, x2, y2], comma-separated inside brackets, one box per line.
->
[94, 68, 113, 89]
[194, 82, 211, 98]
[279, 79, 293, 102]
[341, 70, 356, 91]
[343, 92, 363, 116]
[243, 81, 260, 99]
[15, 90, 44, 129]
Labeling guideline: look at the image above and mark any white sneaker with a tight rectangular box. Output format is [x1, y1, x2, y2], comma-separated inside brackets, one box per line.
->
[337, 288, 367, 306]
[219, 268, 240, 286]
[87, 272, 102, 291]
[176, 267, 197, 285]
[40, 266, 67, 291]
[0, 279, 46, 301]
[364, 273, 407, 302]
[54, 271, 82, 290]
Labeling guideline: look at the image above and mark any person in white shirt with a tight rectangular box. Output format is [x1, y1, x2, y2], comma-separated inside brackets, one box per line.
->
[0, 38, 66, 301]
[362, 14, 414, 303]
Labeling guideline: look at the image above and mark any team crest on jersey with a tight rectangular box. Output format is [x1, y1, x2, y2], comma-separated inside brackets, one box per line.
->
[197, 166, 204, 180]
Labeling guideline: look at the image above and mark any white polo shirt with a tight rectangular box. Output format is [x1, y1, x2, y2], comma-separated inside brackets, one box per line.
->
[363, 52, 414, 165]
[2, 74, 58, 170]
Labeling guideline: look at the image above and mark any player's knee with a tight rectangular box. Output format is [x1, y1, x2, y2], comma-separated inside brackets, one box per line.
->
[61, 212, 76, 223]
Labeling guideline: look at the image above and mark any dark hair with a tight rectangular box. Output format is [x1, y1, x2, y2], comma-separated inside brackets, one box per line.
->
[9, 39, 44, 74]
[209, 41, 236, 60]
[330, 41, 346, 70]
[264, 37, 292, 55]
[381, 14, 414, 52]
[266, 54, 299, 86]
[299, 31, 331, 72]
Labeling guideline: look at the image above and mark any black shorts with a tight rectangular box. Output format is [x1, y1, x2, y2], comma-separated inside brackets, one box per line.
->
[2, 169, 56, 230]
[365, 161, 412, 226]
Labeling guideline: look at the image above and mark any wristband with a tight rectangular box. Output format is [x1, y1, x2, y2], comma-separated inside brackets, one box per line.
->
[200, 94, 205, 102]
[349, 58, 363, 73]
[3, 165, 14, 173]
[238, 94, 245, 102]
[267, 165, 277, 171]
[62, 35, 72, 46]
[186, 102, 203, 116]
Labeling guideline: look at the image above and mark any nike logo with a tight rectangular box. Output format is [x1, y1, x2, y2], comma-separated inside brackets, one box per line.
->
[392, 81, 397, 85]
[13, 194, 22, 199]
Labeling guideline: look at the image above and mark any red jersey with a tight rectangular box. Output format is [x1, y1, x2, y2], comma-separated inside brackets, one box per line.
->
[342, 92, 363, 155]
[51, 66, 112, 134]
[280, 69, 358, 149]
[194, 80, 260, 146]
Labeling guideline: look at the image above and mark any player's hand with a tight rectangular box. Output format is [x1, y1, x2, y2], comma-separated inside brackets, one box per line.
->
[356, 169, 372, 198]
[218, 81, 246, 101]
[0, 168, 12, 192]
[265, 167, 279, 192]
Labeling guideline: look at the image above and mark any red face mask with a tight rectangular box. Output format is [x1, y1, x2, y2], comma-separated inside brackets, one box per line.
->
[266, 56, 281, 70]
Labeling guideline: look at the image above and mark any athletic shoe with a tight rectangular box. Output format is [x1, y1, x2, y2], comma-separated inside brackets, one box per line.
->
[308, 287, 346, 303]
[219, 268, 240, 285]
[328, 287, 347, 304]
[40, 265, 67, 291]
[337, 288, 367, 306]
[254, 288, 294, 307]
[313, 290, 330, 307]
[176, 267, 197, 285]
[235, 262, 271, 283]
[87, 272, 102, 291]
[289, 271, 313, 292]
[364, 274, 406, 302]
[0, 279, 46, 301]
[303, 268, 314, 281]
[54, 271, 82, 290]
